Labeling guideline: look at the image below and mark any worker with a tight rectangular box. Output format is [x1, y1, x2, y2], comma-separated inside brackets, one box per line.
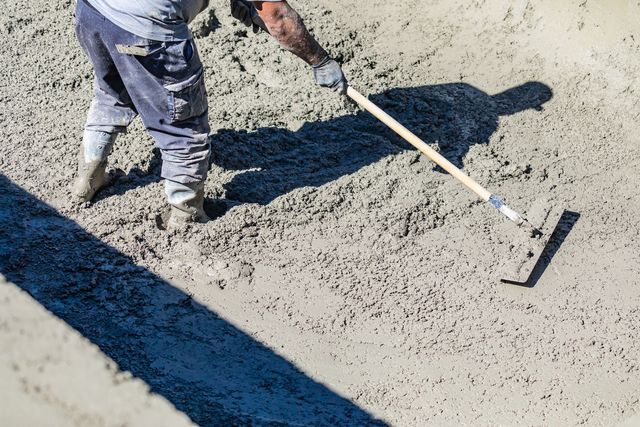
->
[72, 0, 347, 228]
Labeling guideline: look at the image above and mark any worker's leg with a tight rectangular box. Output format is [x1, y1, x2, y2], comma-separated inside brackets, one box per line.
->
[87, 12, 210, 224]
[73, 0, 137, 201]
[120, 46, 211, 225]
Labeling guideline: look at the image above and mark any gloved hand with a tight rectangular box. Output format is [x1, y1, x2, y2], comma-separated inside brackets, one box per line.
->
[230, 0, 262, 33]
[312, 55, 348, 95]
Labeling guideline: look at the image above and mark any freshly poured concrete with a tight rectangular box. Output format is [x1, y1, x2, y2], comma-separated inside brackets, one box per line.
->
[1, 0, 639, 425]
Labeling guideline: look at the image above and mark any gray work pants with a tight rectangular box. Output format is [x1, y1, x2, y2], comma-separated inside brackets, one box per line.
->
[74, 0, 210, 185]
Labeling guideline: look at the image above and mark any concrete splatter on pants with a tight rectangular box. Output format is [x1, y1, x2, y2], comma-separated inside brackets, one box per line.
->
[74, 0, 210, 187]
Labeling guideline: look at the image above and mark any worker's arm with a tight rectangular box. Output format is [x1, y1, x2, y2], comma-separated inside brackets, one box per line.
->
[252, 1, 325, 65]
[230, 0, 347, 94]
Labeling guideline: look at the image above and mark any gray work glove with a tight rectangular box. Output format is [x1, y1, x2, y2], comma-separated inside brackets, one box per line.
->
[312, 55, 348, 95]
[230, 0, 267, 33]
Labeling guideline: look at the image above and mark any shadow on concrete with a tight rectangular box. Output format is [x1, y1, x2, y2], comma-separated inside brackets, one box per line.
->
[0, 174, 384, 426]
[211, 81, 553, 205]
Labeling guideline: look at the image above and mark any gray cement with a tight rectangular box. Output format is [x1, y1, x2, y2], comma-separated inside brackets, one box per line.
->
[1, 0, 639, 425]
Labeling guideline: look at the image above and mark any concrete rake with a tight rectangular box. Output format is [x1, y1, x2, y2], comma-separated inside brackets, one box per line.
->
[347, 86, 564, 284]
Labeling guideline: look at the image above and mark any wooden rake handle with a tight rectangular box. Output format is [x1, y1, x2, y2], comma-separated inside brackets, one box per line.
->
[346, 86, 526, 225]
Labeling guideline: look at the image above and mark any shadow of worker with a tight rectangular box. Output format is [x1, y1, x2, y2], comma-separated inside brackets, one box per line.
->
[212, 81, 552, 205]
[0, 174, 384, 426]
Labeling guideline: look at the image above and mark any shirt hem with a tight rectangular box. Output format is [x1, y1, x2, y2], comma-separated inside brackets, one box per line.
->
[86, 0, 193, 42]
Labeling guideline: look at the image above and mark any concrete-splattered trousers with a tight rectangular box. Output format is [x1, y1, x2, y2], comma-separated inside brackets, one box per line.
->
[74, 0, 210, 203]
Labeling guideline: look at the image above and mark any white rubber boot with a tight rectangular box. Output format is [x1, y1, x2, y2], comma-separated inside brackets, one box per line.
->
[165, 180, 210, 229]
[72, 130, 117, 202]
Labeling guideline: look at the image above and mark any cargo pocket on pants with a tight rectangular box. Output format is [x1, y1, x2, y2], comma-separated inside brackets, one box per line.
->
[165, 68, 208, 123]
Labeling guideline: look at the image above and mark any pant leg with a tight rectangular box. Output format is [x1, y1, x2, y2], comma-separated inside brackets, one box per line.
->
[74, 0, 136, 134]
[76, 2, 210, 185]
[119, 42, 211, 184]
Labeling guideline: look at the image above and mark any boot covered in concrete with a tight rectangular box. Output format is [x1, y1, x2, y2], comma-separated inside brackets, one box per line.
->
[165, 180, 210, 229]
[72, 130, 117, 202]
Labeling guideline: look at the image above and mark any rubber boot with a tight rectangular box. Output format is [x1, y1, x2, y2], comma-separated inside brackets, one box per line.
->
[72, 130, 117, 202]
[165, 180, 210, 229]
